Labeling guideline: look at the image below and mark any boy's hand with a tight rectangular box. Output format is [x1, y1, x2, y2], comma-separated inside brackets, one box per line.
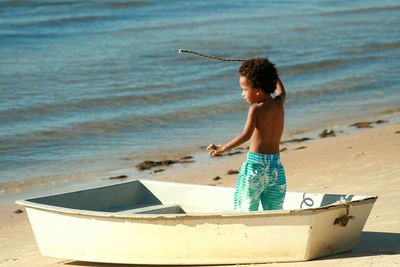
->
[207, 144, 226, 157]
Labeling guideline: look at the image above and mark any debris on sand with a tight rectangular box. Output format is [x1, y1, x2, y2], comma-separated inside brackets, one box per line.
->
[135, 156, 195, 171]
[350, 120, 388, 128]
[135, 160, 176, 170]
[281, 137, 312, 144]
[109, 175, 128, 180]
[227, 170, 239, 175]
[225, 151, 243, 156]
[350, 121, 373, 128]
[319, 129, 336, 138]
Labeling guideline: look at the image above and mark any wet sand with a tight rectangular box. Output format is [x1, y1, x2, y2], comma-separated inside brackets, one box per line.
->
[1, 119, 399, 267]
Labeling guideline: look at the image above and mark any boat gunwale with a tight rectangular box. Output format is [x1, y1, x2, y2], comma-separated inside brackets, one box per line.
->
[14, 179, 378, 220]
[15, 196, 378, 221]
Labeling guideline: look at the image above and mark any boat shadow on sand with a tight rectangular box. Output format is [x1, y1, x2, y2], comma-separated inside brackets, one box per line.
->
[65, 231, 400, 266]
[320, 231, 400, 260]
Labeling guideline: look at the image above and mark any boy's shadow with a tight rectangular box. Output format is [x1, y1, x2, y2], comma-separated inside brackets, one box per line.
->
[65, 231, 400, 266]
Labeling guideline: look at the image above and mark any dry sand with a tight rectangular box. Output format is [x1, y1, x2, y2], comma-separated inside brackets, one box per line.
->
[1, 121, 399, 267]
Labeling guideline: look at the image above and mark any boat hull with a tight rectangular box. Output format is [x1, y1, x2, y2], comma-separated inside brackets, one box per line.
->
[18, 180, 376, 264]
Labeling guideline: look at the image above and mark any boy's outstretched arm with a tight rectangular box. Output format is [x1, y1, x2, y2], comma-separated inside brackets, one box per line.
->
[275, 78, 286, 104]
[208, 105, 256, 157]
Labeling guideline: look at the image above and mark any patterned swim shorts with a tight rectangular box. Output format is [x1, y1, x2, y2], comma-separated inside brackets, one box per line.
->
[234, 152, 286, 211]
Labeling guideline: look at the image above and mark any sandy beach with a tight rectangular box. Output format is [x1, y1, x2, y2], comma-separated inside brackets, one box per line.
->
[1, 118, 399, 267]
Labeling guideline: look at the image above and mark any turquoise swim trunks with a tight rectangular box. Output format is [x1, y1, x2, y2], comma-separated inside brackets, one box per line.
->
[234, 152, 286, 211]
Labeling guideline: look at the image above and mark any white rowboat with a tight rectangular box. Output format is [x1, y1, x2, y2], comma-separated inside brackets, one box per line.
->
[16, 179, 377, 265]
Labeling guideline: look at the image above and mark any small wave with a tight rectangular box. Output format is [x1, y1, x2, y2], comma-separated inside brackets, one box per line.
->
[378, 107, 400, 116]
[0, 86, 210, 124]
[115, 14, 277, 35]
[0, 32, 65, 41]
[15, 14, 112, 28]
[287, 76, 371, 100]
[281, 59, 348, 76]
[104, 1, 147, 8]
[292, 27, 312, 33]
[0, 0, 148, 10]
[0, 1, 77, 9]
[344, 42, 400, 55]
[319, 5, 400, 16]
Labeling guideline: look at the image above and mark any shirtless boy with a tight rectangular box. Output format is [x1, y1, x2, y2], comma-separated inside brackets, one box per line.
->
[207, 58, 287, 211]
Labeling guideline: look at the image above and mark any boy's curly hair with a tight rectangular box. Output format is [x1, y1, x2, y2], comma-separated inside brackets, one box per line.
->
[239, 58, 278, 94]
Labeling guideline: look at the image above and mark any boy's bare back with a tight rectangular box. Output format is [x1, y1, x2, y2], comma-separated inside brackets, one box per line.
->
[249, 98, 284, 154]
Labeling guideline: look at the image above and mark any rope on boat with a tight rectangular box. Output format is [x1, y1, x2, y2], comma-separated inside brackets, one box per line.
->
[178, 49, 249, 62]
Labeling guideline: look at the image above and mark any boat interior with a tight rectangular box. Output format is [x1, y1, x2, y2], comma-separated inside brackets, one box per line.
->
[23, 180, 368, 215]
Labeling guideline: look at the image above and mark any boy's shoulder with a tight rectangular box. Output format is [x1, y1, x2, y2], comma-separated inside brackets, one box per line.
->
[249, 103, 267, 117]
[249, 103, 262, 113]
[252, 101, 273, 109]
[252, 99, 283, 113]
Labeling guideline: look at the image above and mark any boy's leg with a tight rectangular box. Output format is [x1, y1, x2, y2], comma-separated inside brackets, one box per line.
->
[260, 183, 286, 210]
[234, 160, 265, 211]
[260, 161, 287, 210]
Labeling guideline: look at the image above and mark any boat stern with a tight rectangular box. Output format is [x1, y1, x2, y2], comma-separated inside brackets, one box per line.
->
[304, 196, 377, 260]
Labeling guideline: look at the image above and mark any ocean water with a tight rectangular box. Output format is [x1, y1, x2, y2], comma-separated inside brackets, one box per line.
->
[0, 0, 399, 191]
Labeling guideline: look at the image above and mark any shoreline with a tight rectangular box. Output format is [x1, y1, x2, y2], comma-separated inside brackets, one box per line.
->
[1, 110, 399, 202]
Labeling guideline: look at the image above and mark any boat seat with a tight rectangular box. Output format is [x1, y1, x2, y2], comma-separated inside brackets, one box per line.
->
[116, 204, 185, 214]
